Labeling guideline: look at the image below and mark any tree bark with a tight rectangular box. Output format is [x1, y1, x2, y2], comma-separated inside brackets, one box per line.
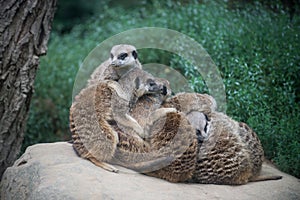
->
[0, 0, 57, 179]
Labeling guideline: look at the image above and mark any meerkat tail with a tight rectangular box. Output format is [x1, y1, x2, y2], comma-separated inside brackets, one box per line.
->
[250, 175, 282, 182]
[88, 157, 119, 173]
[125, 156, 174, 173]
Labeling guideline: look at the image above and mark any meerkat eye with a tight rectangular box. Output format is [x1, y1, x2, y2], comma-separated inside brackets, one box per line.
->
[147, 79, 156, 87]
[118, 53, 128, 60]
[110, 53, 113, 59]
[132, 50, 138, 59]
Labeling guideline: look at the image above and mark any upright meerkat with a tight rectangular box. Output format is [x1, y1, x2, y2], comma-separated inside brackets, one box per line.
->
[88, 44, 142, 86]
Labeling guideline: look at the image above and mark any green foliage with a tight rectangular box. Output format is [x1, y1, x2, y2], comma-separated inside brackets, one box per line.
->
[25, 1, 300, 177]
[53, 0, 110, 33]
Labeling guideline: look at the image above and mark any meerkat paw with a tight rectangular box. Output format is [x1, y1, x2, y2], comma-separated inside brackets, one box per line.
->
[149, 108, 177, 122]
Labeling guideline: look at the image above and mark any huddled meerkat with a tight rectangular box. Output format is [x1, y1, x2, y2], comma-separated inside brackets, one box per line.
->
[187, 111, 281, 185]
[97, 68, 195, 175]
[70, 84, 119, 172]
[88, 44, 142, 86]
[136, 93, 215, 182]
[72, 43, 179, 173]
[113, 82, 198, 182]
[161, 93, 281, 184]
[71, 63, 176, 172]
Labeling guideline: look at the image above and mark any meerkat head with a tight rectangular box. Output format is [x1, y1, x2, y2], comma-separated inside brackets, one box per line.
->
[156, 78, 172, 99]
[133, 77, 172, 100]
[110, 44, 139, 69]
[186, 111, 210, 143]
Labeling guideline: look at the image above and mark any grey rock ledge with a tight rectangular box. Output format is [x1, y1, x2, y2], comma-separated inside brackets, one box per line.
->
[1, 142, 300, 200]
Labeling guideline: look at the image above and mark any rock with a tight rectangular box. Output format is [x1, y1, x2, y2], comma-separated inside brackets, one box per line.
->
[1, 142, 299, 200]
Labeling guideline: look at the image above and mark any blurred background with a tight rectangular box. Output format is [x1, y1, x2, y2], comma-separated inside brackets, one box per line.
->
[23, 0, 300, 178]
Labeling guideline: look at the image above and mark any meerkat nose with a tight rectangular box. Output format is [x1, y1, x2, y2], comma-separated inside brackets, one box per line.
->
[111, 60, 118, 67]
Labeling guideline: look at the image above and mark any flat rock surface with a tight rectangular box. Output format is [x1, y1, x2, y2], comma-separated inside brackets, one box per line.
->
[1, 142, 299, 200]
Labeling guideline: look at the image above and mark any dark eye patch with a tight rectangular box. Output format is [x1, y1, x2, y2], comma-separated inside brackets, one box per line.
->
[162, 85, 168, 95]
[118, 53, 128, 60]
[147, 79, 156, 87]
[110, 53, 113, 59]
[132, 50, 138, 59]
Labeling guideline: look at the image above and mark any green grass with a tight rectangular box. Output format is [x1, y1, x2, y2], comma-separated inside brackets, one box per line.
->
[24, 1, 300, 178]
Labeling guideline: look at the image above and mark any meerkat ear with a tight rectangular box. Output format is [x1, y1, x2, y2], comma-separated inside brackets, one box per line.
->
[132, 50, 138, 59]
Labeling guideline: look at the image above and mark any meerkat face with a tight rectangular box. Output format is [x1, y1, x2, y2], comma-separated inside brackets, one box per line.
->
[186, 111, 210, 142]
[145, 79, 161, 94]
[110, 44, 138, 69]
[156, 78, 172, 98]
[143, 78, 172, 97]
[134, 77, 161, 97]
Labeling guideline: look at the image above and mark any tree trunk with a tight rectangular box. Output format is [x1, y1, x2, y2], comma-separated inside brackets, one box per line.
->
[0, 0, 57, 179]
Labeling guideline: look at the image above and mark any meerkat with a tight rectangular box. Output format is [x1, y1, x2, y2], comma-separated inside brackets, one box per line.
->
[108, 69, 197, 176]
[186, 111, 283, 185]
[138, 93, 215, 182]
[112, 81, 198, 182]
[71, 66, 176, 172]
[109, 86, 214, 182]
[88, 44, 142, 86]
[111, 67, 178, 139]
